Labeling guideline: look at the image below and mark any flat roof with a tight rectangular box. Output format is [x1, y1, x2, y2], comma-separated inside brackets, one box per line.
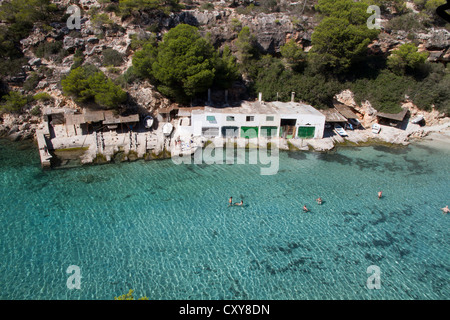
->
[377, 108, 408, 121]
[321, 108, 347, 122]
[334, 104, 359, 119]
[65, 110, 139, 125]
[190, 101, 325, 117]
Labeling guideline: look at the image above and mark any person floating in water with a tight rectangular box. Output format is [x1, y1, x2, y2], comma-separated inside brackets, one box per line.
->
[441, 205, 449, 214]
[316, 197, 322, 205]
[378, 191, 382, 199]
[234, 200, 243, 206]
[229, 197, 233, 206]
[303, 205, 309, 212]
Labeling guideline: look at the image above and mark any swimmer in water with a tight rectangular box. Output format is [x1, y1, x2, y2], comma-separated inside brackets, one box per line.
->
[303, 205, 309, 212]
[441, 205, 449, 214]
[229, 197, 233, 206]
[235, 200, 243, 206]
[378, 191, 382, 199]
[316, 197, 322, 205]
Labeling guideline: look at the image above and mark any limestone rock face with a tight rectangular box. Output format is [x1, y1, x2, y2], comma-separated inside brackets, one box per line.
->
[334, 90, 378, 127]
[403, 102, 449, 126]
[335, 90, 357, 109]
[127, 83, 175, 112]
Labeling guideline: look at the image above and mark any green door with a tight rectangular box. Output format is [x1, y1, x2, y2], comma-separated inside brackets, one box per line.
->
[240, 126, 259, 139]
[297, 126, 315, 139]
[261, 126, 278, 137]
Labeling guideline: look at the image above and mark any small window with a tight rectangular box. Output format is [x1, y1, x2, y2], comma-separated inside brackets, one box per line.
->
[246, 116, 255, 122]
[266, 116, 274, 121]
[226, 116, 235, 121]
[206, 116, 216, 123]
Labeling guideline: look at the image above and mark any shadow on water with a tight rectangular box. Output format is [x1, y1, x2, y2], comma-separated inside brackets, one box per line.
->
[372, 145, 410, 155]
[402, 156, 434, 176]
[0, 139, 39, 168]
[315, 152, 353, 165]
[77, 174, 111, 184]
[287, 151, 307, 160]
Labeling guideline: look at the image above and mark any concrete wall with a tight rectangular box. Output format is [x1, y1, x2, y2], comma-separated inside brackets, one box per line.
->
[279, 113, 325, 139]
[191, 110, 324, 139]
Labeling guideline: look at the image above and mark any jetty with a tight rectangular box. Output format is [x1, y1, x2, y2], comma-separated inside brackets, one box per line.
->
[36, 129, 52, 168]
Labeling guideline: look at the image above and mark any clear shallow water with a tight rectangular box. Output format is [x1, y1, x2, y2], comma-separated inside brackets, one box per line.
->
[0, 139, 449, 300]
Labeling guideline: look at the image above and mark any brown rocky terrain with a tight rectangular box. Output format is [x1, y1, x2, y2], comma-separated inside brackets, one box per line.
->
[1, 0, 449, 142]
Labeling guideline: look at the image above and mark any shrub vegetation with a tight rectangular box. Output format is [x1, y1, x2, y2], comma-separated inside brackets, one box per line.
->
[61, 65, 127, 110]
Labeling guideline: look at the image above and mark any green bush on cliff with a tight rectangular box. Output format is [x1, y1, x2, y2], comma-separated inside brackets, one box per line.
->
[0, 0, 61, 78]
[387, 43, 429, 76]
[118, 0, 182, 17]
[309, 0, 380, 74]
[61, 65, 127, 110]
[0, 91, 28, 114]
[132, 24, 238, 103]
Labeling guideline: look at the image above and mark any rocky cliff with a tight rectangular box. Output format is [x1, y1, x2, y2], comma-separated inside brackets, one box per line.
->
[1, 0, 449, 141]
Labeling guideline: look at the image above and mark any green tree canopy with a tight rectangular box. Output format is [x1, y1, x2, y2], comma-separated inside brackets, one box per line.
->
[214, 45, 240, 89]
[235, 26, 258, 71]
[118, 0, 181, 16]
[132, 24, 238, 103]
[310, 0, 379, 74]
[387, 43, 429, 75]
[151, 24, 216, 100]
[0, 90, 28, 114]
[280, 40, 306, 72]
[61, 65, 127, 110]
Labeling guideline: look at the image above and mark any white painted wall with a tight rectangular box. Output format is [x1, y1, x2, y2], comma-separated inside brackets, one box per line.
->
[190, 107, 325, 139]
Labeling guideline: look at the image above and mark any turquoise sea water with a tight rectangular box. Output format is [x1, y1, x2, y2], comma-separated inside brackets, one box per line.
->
[0, 139, 449, 300]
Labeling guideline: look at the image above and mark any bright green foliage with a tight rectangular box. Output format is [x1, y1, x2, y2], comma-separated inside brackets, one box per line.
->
[132, 24, 238, 103]
[350, 65, 450, 115]
[249, 55, 342, 109]
[151, 24, 216, 100]
[0, 91, 28, 113]
[351, 71, 410, 113]
[310, 0, 379, 74]
[118, 0, 181, 16]
[213, 45, 240, 89]
[62, 65, 127, 110]
[408, 64, 450, 114]
[363, 0, 407, 14]
[316, 0, 372, 25]
[387, 43, 429, 75]
[235, 27, 258, 68]
[280, 40, 306, 71]
[131, 38, 159, 81]
[33, 92, 53, 102]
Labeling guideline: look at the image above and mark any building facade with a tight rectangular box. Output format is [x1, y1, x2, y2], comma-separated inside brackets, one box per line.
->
[182, 101, 325, 140]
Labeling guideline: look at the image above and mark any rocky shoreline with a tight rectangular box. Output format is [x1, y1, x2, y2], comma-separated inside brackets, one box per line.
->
[1, 112, 448, 170]
[1, 1, 450, 164]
